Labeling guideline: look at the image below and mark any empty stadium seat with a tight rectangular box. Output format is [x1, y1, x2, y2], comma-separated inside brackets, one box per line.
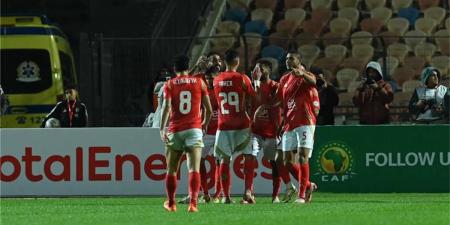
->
[424, 7, 446, 26]
[377, 56, 400, 76]
[341, 57, 367, 73]
[322, 32, 348, 46]
[404, 30, 426, 51]
[387, 43, 409, 64]
[431, 55, 450, 77]
[311, 8, 333, 25]
[392, 0, 413, 12]
[302, 19, 326, 37]
[397, 7, 420, 27]
[371, 7, 393, 26]
[418, 0, 440, 11]
[298, 44, 321, 68]
[415, 17, 437, 35]
[217, 21, 241, 35]
[387, 17, 410, 35]
[392, 67, 415, 87]
[336, 68, 360, 90]
[392, 92, 412, 107]
[269, 32, 291, 50]
[330, 18, 352, 35]
[285, 8, 307, 25]
[347, 80, 361, 93]
[325, 44, 348, 62]
[240, 32, 262, 51]
[365, 0, 386, 10]
[352, 44, 374, 63]
[380, 31, 400, 46]
[360, 18, 384, 34]
[313, 57, 341, 74]
[224, 8, 248, 25]
[261, 45, 286, 63]
[351, 31, 372, 45]
[244, 20, 269, 35]
[446, 18, 450, 30]
[338, 0, 360, 9]
[403, 56, 426, 77]
[275, 19, 299, 36]
[311, 0, 333, 10]
[227, 0, 252, 10]
[414, 42, 437, 63]
[210, 33, 236, 55]
[284, 0, 307, 9]
[338, 7, 360, 29]
[255, 0, 277, 10]
[402, 80, 422, 92]
[251, 8, 274, 29]
[294, 32, 318, 47]
[434, 29, 450, 47]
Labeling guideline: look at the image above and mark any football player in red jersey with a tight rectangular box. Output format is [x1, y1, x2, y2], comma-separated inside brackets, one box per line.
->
[258, 51, 319, 203]
[250, 59, 296, 203]
[213, 50, 261, 204]
[160, 55, 213, 212]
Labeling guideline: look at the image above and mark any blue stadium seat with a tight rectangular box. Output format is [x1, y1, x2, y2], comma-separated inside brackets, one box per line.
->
[244, 20, 269, 36]
[398, 7, 420, 28]
[261, 45, 286, 63]
[224, 8, 247, 25]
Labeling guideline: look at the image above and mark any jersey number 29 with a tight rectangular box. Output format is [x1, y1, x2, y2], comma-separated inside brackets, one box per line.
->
[219, 92, 239, 115]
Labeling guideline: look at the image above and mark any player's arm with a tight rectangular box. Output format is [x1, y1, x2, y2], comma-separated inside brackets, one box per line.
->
[200, 80, 213, 133]
[292, 65, 316, 85]
[160, 84, 172, 142]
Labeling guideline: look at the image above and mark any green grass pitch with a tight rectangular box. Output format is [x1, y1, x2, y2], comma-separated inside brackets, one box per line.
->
[1, 193, 449, 225]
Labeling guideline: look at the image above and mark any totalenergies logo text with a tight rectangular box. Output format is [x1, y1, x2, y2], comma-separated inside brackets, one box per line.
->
[315, 142, 356, 182]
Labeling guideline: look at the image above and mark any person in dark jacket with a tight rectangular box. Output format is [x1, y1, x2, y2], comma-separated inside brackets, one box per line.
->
[41, 86, 88, 127]
[310, 67, 339, 125]
[353, 61, 394, 124]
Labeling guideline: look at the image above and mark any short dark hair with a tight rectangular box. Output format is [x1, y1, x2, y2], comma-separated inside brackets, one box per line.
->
[224, 49, 239, 65]
[174, 54, 190, 72]
[256, 58, 272, 72]
[286, 50, 302, 60]
[207, 51, 222, 58]
[65, 84, 78, 90]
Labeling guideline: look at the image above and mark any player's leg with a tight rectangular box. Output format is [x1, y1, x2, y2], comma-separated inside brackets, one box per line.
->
[184, 128, 205, 212]
[276, 149, 296, 199]
[262, 138, 280, 203]
[186, 146, 202, 212]
[296, 125, 316, 204]
[237, 129, 255, 204]
[212, 157, 222, 202]
[199, 135, 215, 203]
[282, 130, 301, 202]
[164, 146, 183, 212]
[219, 156, 232, 203]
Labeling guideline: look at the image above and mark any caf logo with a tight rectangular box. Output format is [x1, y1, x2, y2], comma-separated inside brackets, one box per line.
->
[315, 142, 355, 182]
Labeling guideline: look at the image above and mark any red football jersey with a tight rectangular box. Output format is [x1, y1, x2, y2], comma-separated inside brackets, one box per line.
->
[251, 80, 281, 138]
[213, 71, 256, 130]
[276, 72, 320, 132]
[164, 75, 207, 133]
[206, 88, 219, 135]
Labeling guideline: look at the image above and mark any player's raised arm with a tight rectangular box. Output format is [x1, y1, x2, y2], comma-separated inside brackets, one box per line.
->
[200, 79, 212, 132]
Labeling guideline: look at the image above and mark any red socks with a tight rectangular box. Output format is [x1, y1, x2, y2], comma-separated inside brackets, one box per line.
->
[277, 162, 291, 184]
[287, 163, 300, 181]
[270, 160, 281, 198]
[220, 163, 231, 198]
[299, 163, 310, 199]
[200, 159, 209, 195]
[244, 157, 255, 192]
[189, 171, 201, 205]
[165, 174, 177, 205]
[214, 163, 222, 198]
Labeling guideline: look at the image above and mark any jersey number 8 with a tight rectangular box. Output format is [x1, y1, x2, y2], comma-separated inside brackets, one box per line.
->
[179, 91, 192, 114]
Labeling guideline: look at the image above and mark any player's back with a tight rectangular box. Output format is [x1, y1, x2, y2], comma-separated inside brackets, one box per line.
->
[164, 75, 204, 133]
[213, 71, 255, 130]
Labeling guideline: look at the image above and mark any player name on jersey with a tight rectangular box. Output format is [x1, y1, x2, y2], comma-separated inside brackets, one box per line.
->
[218, 81, 233, 87]
[173, 78, 198, 85]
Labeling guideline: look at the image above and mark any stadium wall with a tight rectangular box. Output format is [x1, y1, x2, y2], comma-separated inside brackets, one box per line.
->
[0, 126, 449, 197]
